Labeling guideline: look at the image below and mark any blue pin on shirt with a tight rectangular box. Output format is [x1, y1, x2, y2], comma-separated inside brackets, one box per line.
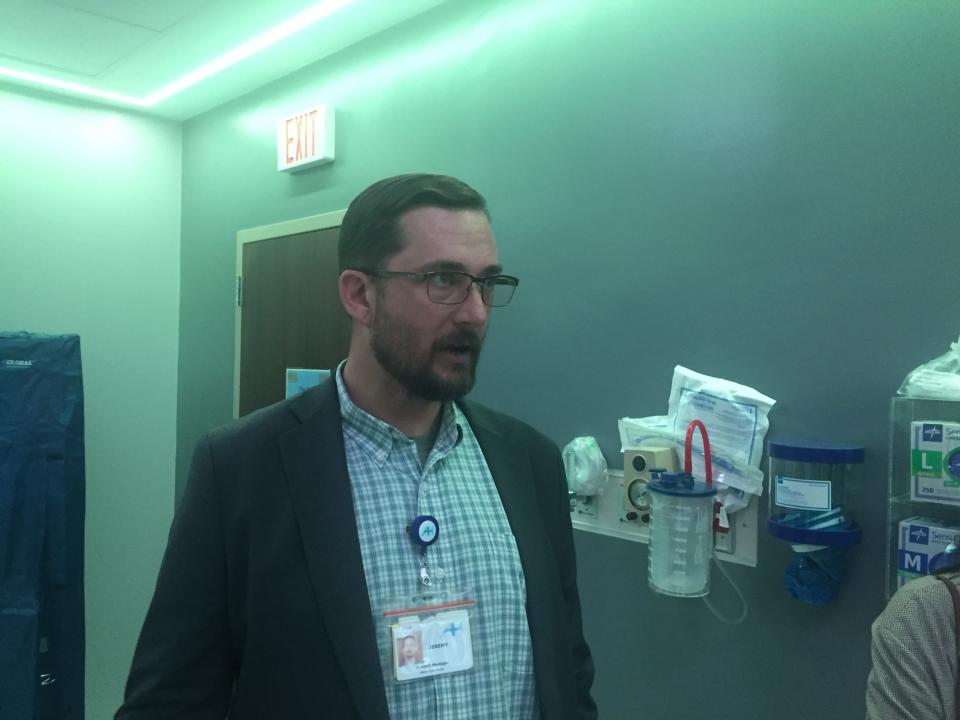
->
[409, 515, 440, 586]
[409, 515, 440, 549]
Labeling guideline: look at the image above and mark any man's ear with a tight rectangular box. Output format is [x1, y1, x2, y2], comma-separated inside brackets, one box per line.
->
[339, 270, 375, 326]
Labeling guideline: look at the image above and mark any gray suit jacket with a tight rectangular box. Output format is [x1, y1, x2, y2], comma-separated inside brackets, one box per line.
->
[118, 380, 596, 719]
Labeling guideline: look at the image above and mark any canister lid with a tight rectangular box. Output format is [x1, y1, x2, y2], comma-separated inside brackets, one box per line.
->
[768, 441, 864, 464]
[648, 472, 717, 497]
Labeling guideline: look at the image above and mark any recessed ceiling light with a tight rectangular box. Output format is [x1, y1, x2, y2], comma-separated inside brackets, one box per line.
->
[0, 0, 354, 110]
[0, 66, 146, 106]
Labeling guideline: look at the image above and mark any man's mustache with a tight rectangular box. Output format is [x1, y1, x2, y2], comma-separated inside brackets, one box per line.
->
[433, 330, 483, 354]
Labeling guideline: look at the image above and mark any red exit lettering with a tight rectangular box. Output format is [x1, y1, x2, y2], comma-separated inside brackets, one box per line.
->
[285, 110, 320, 166]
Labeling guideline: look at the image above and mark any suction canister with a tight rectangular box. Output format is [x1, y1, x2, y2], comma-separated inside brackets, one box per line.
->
[648, 419, 717, 598]
[648, 471, 717, 597]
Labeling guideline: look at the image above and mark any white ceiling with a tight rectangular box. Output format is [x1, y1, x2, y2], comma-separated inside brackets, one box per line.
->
[0, 0, 449, 119]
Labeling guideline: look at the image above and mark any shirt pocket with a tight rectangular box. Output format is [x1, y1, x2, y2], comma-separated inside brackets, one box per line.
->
[477, 530, 527, 605]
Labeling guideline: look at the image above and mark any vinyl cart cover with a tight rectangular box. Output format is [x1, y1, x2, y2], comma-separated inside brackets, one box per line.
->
[0, 332, 85, 719]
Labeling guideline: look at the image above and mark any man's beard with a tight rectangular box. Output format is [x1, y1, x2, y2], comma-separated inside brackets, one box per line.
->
[370, 307, 483, 402]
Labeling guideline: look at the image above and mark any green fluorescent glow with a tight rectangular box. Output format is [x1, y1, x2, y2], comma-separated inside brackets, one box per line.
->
[142, 0, 354, 106]
[236, 0, 579, 137]
[0, 0, 354, 109]
[0, 66, 146, 106]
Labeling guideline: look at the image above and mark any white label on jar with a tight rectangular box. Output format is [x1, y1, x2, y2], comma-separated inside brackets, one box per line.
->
[774, 475, 831, 511]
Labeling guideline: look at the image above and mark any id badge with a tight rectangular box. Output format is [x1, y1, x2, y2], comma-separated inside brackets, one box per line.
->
[383, 594, 476, 682]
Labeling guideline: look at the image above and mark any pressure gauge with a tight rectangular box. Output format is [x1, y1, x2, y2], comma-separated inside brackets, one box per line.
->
[627, 478, 650, 511]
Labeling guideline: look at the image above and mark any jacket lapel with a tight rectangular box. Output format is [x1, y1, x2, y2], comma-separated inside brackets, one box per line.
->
[461, 403, 546, 571]
[278, 382, 389, 720]
[460, 400, 567, 719]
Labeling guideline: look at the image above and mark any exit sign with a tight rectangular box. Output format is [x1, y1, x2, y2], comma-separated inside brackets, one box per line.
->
[277, 105, 335, 172]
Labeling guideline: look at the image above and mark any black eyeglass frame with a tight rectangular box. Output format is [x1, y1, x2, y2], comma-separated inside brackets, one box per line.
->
[353, 268, 519, 307]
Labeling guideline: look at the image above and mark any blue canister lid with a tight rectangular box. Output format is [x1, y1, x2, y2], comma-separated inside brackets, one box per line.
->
[768, 440, 864, 464]
[648, 472, 717, 498]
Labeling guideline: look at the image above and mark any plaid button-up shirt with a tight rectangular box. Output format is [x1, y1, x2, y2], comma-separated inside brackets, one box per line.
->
[337, 365, 538, 719]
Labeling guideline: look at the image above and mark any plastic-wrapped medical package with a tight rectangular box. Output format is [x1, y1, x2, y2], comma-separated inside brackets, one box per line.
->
[562, 436, 608, 496]
[897, 336, 960, 400]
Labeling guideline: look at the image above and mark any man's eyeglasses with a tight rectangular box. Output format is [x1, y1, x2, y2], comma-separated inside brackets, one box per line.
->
[355, 269, 519, 307]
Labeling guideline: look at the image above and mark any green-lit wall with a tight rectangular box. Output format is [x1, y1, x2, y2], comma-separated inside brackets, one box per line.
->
[176, 0, 960, 717]
[0, 88, 182, 718]
[3, 0, 953, 717]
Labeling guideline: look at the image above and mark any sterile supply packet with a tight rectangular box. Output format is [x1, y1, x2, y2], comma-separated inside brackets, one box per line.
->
[667, 365, 776, 468]
[897, 335, 960, 400]
[562, 436, 608, 496]
[617, 416, 764, 500]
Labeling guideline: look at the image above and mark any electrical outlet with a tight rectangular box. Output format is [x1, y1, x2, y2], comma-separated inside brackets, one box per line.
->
[713, 495, 758, 566]
[714, 526, 734, 554]
[713, 503, 734, 554]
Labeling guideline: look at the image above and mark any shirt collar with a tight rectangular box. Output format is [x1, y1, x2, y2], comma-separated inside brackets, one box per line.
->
[335, 361, 463, 465]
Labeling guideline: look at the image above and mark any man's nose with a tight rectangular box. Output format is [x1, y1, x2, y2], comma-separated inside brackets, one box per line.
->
[454, 282, 489, 325]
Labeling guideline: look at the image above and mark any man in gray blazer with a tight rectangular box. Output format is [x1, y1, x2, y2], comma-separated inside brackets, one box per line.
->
[117, 174, 596, 719]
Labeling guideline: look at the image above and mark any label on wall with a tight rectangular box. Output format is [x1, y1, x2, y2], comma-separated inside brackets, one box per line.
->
[285, 368, 331, 399]
[278, 105, 335, 172]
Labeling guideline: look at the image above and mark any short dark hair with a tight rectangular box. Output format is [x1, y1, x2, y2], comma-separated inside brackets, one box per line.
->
[338, 173, 489, 272]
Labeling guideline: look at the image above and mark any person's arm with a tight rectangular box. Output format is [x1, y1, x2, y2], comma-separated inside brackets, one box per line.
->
[865, 580, 953, 720]
[866, 626, 943, 719]
[116, 435, 235, 719]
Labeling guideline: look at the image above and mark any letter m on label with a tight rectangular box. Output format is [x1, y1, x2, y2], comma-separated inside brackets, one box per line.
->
[899, 550, 927, 574]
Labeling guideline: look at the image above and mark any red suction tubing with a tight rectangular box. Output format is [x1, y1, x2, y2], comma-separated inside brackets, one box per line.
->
[684, 419, 713, 486]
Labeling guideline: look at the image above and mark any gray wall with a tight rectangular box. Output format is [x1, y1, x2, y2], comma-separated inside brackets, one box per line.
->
[176, 1, 960, 717]
[0, 87, 182, 719]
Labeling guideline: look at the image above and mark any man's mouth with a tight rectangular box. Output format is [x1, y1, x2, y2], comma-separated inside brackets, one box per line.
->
[440, 345, 474, 359]
[435, 334, 481, 360]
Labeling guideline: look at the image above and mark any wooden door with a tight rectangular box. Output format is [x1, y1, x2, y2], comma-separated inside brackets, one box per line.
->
[235, 212, 350, 416]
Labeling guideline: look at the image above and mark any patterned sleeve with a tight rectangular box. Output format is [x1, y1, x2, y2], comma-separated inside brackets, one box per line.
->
[866, 576, 957, 720]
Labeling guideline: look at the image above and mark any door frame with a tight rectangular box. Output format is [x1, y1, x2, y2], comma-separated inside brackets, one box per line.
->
[233, 209, 346, 417]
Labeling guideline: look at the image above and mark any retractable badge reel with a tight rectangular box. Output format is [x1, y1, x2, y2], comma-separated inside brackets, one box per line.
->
[409, 515, 440, 586]
[386, 514, 477, 683]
